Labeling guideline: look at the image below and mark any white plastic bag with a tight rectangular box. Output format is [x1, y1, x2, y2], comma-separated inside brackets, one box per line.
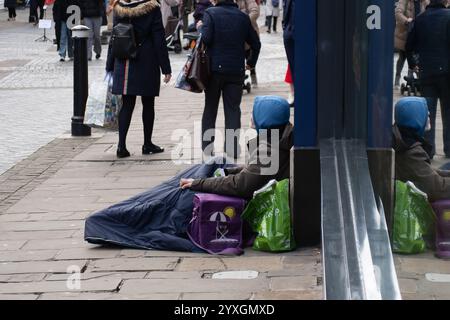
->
[84, 74, 122, 130]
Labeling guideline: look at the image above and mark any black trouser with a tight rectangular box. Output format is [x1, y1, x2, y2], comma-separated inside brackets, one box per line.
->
[118, 95, 156, 149]
[284, 36, 295, 82]
[202, 72, 244, 159]
[395, 50, 407, 78]
[8, 8, 16, 19]
[423, 74, 450, 157]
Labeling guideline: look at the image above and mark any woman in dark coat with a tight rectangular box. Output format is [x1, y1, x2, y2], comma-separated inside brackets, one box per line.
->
[5, 0, 17, 21]
[106, 0, 172, 158]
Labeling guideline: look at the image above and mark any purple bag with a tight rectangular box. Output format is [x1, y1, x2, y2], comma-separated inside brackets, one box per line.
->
[431, 200, 450, 259]
[187, 193, 246, 255]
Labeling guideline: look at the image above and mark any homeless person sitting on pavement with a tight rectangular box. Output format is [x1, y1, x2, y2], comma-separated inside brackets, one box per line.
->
[84, 96, 293, 252]
[394, 96, 450, 202]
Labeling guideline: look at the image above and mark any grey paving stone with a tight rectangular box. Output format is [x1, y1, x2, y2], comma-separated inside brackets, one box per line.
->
[45, 272, 147, 281]
[22, 239, 90, 250]
[0, 250, 58, 262]
[176, 258, 226, 272]
[0, 240, 27, 251]
[253, 290, 323, 300]
[120, 278, 269, 294]
[222, 256, 284, 272]
[89, 258, 179, 272]
[399, 256, 450, 274]
[0, 260, 88, 274]
[0, 220, 83, 231]
[0, 230, 76, 240]
[0, 278, 122, 294]
[269, 276, 320, 291]
[181, 293, 252, 300]
[0, 294, 39, 300]
[0, 273, 47, 283]
[55, 248, 121, 260]
[146, 272, 202, 279]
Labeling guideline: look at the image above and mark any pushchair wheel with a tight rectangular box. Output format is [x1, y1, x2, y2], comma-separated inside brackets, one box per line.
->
[174, 43, 182, 54]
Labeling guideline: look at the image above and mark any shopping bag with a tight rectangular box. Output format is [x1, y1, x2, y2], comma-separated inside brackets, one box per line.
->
[84, 76, 122, 130]
[241, 179, 296, 252]
[393, 180, 436, 254]
[187, 38, 210, 91]
[175, 46, 202, 93]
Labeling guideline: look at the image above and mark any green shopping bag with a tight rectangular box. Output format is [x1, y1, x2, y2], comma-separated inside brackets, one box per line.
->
[393, 180, 436, 254]
[242, 179, 296, 252]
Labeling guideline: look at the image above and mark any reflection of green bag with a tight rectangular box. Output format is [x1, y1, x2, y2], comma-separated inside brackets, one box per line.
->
[393, 180, 436, 254]
[242, 179, 296, 252]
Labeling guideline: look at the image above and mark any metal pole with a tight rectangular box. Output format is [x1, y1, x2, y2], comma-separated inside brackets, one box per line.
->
[71, 25, 91, 137]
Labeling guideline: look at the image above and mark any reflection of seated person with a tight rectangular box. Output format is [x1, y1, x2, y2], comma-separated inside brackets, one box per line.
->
[394, 97, 450, 201]
[181, 96, 293, 199]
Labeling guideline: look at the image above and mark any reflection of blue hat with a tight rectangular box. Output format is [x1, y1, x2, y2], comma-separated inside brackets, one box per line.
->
[395, 97, 429, 137]
[253, 96, 290, 132]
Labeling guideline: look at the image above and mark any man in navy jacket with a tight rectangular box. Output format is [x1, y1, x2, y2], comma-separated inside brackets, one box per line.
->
[199, 0, 261, 159]
[406, 0, 450, 157]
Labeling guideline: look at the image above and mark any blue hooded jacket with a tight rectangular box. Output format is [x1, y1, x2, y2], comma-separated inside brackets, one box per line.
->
[394, 97, 429, 137]
[253, 96, 291, 132]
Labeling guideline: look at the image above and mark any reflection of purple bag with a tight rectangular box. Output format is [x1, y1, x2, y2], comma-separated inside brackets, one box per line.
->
[431, 201, 450, 259]
[187, 193, 246, 255]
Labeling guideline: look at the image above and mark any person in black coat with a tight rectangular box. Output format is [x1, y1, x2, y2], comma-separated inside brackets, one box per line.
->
[106, 0, 172, 158]
[5, 0, 17, 21]
[29, 0, 45, 24]
[198, 0, 261, 159]
[406, 0, 450, 157]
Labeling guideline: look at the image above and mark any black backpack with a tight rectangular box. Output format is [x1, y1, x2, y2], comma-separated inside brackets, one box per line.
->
[111, 22, 138, 60]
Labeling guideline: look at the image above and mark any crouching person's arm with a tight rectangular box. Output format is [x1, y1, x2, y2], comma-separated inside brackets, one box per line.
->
[181, 163, 271, 199]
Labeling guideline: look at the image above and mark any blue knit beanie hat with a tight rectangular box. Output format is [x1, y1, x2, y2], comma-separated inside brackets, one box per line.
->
[253, 96, 290, 132]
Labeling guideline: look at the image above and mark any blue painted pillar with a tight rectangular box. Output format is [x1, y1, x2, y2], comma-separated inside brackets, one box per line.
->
[295, 0, 317, 148]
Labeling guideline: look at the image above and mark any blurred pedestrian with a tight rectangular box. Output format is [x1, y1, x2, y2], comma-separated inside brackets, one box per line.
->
[282, 0, 294, 80]
[265, 0, 280, 33]
[394, 0, 429, 88]
[106, 0, 172, 158]
[29, 0, 45, 24]
[161, 0, 179, 29]
[285, 65, 294, 106]
[78, 0, 105, 60]
[406, 0, 450, 157]
[198, 0, 261, 159]
[5, 0, 17, 21]
[53, 0, 74, 62]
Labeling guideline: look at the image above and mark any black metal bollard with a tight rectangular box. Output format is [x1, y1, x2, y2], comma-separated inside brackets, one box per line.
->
[71, 25, 91, 137]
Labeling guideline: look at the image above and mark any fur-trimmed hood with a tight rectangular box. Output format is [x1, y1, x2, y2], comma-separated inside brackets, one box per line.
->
[114, 0, 160, 18]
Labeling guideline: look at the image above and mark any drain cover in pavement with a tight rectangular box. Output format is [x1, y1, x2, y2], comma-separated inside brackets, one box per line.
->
[212, 271, 259, 280]
[425, 273, 450, 283]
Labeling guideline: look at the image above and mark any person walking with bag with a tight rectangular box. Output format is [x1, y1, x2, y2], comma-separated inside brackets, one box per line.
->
[106, 0, 172, 158]
[394, 0, 429, 88]
[197, 0, 261, 160]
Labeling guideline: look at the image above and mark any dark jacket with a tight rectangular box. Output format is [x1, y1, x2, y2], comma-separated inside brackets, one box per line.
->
[106, 0, 172, 97]
[4, 0, 18, 8]
[191, 123, 293, 199]
[200, 0, 261, 75]
[53, 0, 75, 23]
[394, 124, 450, 202]
[77, 0, 104, 18]
[282, 0, 294, 39]
[406, 4, 450, 79]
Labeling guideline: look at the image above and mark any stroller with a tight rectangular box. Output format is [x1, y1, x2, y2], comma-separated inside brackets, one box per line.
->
[166, 17, 183, 54]
[401, 53, 421, 97]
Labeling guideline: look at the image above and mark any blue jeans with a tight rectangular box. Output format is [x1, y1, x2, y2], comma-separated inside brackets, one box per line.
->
[59, 22, 73, 59]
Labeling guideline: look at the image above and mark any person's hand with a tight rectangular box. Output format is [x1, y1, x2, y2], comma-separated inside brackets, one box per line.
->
[196, 20, 203, 30]
[406, 17, 413, 24]
[245, 65, 252, 70]
[180, 178, 194, 189]
[163, 74, 172, 84]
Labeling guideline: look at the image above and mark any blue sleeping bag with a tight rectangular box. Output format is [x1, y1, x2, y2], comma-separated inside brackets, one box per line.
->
[84, 160, 228, 252]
